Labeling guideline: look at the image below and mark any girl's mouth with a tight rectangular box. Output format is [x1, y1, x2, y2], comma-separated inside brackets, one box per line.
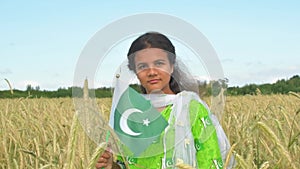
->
[148, 79, 160, 84]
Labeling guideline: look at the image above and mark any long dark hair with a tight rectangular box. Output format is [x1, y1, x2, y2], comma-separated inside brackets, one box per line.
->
[127, 32, 181, 94]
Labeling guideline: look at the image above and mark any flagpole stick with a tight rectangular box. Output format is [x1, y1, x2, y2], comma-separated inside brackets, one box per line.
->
[105, 130, 110, 143]
[101, 131, 110, 169]
[107, 127, 130, 169]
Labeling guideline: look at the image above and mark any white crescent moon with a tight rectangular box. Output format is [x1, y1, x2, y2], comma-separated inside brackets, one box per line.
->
[120, 108, 143, 136]
[166, 160, 173, 167]
[195, 143, 201, 151]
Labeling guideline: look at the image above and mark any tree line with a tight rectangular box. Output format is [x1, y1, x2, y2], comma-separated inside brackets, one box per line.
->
[0, 86, 112, 99]
[227, 75, 300, 95]
[0, 75, 299, 98]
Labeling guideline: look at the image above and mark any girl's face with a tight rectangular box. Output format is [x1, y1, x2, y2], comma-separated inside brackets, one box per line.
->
[134, 48, 174, 94]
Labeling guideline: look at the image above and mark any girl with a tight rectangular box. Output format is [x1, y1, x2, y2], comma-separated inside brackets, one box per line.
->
[96, 32, 233, 169]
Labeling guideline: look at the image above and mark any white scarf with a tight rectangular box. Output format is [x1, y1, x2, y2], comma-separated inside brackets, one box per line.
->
[143, 92, 198, 168]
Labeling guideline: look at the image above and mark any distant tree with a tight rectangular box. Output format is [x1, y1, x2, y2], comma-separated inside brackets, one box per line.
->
[259, 83, 272, 94]
[26, 84, 33, 91]
[35, 86, 40, 91]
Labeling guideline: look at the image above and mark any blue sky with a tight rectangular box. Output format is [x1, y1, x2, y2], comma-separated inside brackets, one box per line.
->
[1, 1, 299, 90]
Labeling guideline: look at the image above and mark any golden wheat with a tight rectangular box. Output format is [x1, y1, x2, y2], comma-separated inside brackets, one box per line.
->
[0, 94, 299, 168]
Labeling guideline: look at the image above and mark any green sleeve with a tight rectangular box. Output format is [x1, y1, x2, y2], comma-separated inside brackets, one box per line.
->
[189, 100, 224, 169]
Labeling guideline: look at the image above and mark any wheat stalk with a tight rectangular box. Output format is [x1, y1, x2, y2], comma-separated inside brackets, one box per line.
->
[288, 91, 300, 100]
[87, 142, 108, 169]
[256, 122, 297, 169]
[224, 142, 237, 168]
[173, 158, 195, 169]
[259, 138, 273, 157]
[4, 78, 13, 94]
[34, 138, 39, 168]
[234, 153, 248, 169]
[83, 78, 89, 100]
[64, 112, 79, 169]
[259, 161, 269, 169]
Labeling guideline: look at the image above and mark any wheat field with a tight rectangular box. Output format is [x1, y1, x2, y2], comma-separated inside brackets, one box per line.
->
[0, 94, 299, 169]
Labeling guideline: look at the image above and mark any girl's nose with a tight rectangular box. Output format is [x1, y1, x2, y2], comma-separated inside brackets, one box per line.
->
[147, 67, 158, 76]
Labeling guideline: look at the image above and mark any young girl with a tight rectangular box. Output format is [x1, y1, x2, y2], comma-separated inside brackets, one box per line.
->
[96, 32, 233, 169]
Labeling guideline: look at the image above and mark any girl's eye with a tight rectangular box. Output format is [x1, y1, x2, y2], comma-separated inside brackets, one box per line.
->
[137, 64, 147, 70]
[155, 61, 165, 66]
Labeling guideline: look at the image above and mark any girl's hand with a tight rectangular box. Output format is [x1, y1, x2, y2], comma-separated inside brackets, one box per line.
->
[95, 150, 113, 169]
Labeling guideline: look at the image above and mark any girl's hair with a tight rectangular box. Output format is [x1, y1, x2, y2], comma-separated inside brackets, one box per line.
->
[127, 32, 181, 94]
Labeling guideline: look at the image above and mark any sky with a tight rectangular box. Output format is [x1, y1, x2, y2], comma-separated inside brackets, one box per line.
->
[1, 0, 299, 90]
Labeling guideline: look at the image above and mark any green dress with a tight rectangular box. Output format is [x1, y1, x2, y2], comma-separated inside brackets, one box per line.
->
[116, 99, 223, 169]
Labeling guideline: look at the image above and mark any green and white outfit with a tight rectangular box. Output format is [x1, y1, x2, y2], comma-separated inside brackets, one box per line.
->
[110, 90, 233, 169]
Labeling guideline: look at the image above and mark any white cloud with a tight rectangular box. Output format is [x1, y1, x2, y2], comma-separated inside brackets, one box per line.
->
[0, 68, 12, 75]
[221, 58, 234, 63]
[228, 65, 300, 86]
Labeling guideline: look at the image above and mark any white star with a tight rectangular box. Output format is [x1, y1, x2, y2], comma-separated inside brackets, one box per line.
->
[143, 118, 150, 126]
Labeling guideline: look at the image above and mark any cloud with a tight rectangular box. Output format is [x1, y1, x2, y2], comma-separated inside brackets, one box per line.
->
[52, 73, 60, 77]
[221, 58, 234, 63]
[244, 61, 264, 67]
[228, 65, 300, 86]
[0, 68, 12, 75]
[254, 66, 299, 77]
[9, 42, 15, 46]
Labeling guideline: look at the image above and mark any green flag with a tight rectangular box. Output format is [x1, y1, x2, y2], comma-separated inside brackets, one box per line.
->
[114, 87, 168, 156]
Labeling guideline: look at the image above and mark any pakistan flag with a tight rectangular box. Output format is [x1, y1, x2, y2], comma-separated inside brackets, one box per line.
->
[114, 87, 168, 156]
